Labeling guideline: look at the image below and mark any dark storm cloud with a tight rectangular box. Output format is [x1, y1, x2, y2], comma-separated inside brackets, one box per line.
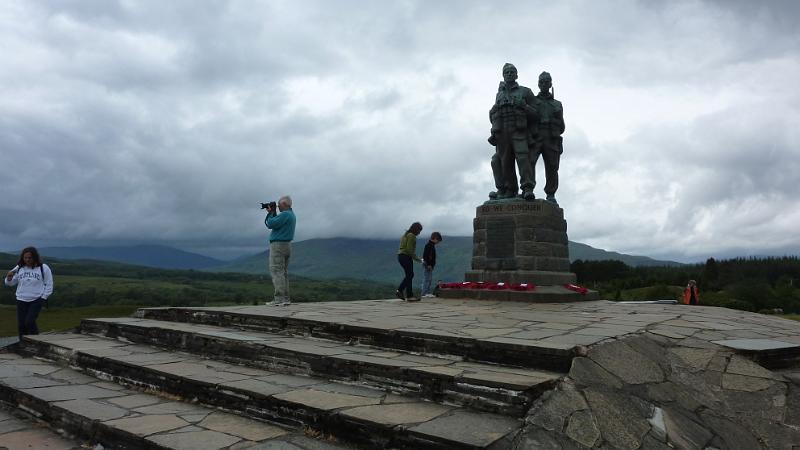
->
[1, 0, 799, 261]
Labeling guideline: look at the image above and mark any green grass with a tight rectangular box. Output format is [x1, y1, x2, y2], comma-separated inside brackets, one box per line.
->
[3, 272, 392, 310]
[0, 305, 140, 337]
[782, 314, 800, 322]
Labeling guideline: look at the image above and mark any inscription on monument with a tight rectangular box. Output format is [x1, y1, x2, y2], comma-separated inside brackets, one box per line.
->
[480, 202, 545, 216]
[486, 218, 515, 258]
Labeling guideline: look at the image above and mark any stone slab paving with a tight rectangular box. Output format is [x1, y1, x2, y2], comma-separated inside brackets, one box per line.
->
[126, 299, 800, 449]
[16, 334, 527, 449]
[0, 353, 359, 450]
[6, 299, 800, 448]
[0, 422, 81, 450]
[138, 299, 800, 367]
[713, 338, 799, 351]
[0, 392, 90, 449]
[76, 317, 559, 414]
[408, 410, 521, 448]
[340, 402, 453, 426]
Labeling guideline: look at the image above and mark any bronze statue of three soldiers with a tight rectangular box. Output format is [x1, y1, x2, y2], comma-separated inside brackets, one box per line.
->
[489, 63, 564, 204]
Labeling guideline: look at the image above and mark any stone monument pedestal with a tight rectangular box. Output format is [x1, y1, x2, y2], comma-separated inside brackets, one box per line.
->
[439, 199, 599, 302]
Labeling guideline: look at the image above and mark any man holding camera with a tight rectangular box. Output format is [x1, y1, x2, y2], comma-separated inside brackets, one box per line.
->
[264, 195, 296, 306]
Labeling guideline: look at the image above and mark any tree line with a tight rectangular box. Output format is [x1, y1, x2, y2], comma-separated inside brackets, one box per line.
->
[571, 256, 800, 313]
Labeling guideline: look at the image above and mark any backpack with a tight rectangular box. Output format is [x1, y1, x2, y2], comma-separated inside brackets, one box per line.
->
[39, 264, 50, 307]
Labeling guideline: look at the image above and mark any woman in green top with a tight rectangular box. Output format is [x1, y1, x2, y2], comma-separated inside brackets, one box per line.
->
[396, 222, 423, 301]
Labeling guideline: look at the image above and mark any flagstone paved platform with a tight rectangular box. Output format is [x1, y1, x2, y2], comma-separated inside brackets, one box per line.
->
[4, 297, 800, 449]
[137, 299, 800, 369]
[131, 299, 800, 448]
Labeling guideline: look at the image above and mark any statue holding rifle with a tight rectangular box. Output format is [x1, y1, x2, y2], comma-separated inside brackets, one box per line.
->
[487, 64, 565, 204]
[530, 71, 565, 204]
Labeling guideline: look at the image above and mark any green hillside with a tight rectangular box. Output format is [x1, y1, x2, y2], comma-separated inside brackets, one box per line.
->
[37, 245, 224, 269]
[568, 242, 681, 267]
[0, 252, 393, 310]
[212, 237, 679, 283]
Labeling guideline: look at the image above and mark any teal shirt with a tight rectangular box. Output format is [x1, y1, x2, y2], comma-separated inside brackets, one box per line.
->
[265, 208, 296, 242]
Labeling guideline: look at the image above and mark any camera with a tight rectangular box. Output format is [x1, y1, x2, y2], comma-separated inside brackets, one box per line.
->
[260, 201, 277, 210]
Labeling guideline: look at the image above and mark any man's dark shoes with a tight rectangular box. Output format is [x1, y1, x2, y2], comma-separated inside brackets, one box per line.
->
[395, 290, 405, 300]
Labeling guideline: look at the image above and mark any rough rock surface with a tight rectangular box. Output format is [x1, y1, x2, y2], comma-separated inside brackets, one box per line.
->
[514, 332, 800, 449]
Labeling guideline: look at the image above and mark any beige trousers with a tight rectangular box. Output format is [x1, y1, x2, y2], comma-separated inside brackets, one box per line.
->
[269, 241, 291, 302]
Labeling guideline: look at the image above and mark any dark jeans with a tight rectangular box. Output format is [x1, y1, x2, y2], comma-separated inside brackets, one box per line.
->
[17, 298, 44, 338]
[397, 254, 414, 297]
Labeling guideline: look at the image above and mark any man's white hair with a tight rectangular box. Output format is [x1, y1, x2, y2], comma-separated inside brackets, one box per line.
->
[279, 195, 292, 207]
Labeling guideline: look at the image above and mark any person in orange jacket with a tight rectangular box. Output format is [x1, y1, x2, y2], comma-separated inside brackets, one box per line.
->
[683, 280, 699, 305]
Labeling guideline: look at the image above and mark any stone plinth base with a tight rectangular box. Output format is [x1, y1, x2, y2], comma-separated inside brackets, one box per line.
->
[458, 198, 590, 303]
[438, 285, 600, 302]
[471, 199, 575, 285]
[465, 269, 576, 285]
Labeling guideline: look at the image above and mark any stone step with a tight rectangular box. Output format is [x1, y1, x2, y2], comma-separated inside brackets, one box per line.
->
[17, 334, 523, 450]
[0, 403, 85, 450]
[79, 317, 560, 417]
[135, 303, 580, 372]
[0, 352, 345, 450]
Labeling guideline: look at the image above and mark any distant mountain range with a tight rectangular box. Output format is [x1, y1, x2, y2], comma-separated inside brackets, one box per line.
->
[214, 238, 474, 283]
[14, 239, 680, 283]
[214, 237, 681, 283]
[568, 242, 680, 268]
[36, 245, 224, 270]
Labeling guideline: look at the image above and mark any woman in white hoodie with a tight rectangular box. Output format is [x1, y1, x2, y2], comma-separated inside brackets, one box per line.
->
[4, 247, 53, 339]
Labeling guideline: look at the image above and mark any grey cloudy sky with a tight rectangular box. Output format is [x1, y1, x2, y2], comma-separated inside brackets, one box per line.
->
[2, 0, 799, 261]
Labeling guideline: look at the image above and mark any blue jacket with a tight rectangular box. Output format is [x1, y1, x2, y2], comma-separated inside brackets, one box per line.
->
[265, 208, 296, 242]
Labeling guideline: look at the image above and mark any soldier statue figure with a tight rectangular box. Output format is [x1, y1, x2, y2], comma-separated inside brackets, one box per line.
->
[488, 63, 538, 200]
[531, 71, 565, 205]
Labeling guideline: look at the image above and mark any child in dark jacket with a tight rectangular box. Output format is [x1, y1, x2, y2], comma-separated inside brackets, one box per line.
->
[421, 232, 442, 298]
